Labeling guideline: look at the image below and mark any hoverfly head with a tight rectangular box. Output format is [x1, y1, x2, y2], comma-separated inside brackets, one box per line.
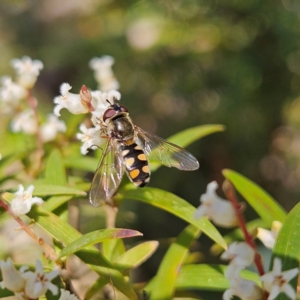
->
[103, 99, 129, 121]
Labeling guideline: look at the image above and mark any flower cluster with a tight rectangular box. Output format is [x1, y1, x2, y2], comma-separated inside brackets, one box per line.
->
[221, 242, 264, 300]
[221, 243, 299, 300]
[0, 259, 58, 299]
[0, 56, 66, 142]
[0, 55, 122, 219]
[0, 259, 79, 300]
[194, 182, 299, 300]
[52, 55, 121, 156]
[1, 54, 121, 160]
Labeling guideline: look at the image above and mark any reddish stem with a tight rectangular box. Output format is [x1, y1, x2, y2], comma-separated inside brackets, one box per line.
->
[223, 180, 265, 276]
[0, 197, 57, 262]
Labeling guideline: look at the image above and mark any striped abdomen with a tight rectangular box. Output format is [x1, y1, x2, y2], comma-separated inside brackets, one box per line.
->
[120, 143, 150, 187]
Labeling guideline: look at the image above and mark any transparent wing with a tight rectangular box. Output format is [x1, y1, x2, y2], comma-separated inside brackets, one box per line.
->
[89, 139, 124, 207]
[135, 127, 199, 171]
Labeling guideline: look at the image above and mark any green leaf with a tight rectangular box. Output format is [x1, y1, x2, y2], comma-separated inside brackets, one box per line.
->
[45, 150, 67, 185]
[116, 186, 226, 249]
[223, 169, 287, 226]
[273, 202, 300, 264]
[147, 225, 200, 300]
[64, 156, 99, 172]
[43, 195, 73, 211]
[270, 202, 300, 299]
[114, 241, 159, 272]
[168, 124, 225, 147]
[175, 264, 260, 291]
[0, 289, 13, 298]
[1, 193, 138, 300]
[32, 184, 86, 196]
[58, 228, 143, 258]
[102, 238, 126, 261]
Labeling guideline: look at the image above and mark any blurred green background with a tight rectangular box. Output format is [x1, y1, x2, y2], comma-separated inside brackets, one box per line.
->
[1, 0, 300, 294]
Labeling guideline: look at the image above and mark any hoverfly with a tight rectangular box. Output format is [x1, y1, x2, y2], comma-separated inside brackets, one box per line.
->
[89, 101, 199, 207]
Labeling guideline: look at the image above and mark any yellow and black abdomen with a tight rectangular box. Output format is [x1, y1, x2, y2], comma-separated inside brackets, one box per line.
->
[120, 143, 150, 187]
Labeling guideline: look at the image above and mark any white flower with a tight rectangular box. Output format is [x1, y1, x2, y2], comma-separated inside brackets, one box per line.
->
[58, 289, 79, 300]
[11, 56, 43, 89]
[261, 257, 299, 300]
[223, 273, 264, 300]
[221, 242, 255, 268]
[22, 260, 59, 299]
[256, 221, 282, 249]
[194, 181, 238, 228]
[40, 114, 67, 143]
[53, 83, 91, 116]
[221, 242, 255, 278]
[0, 76, 27, 112]
[89, 56, 120, 91]
[11, 109, 38, 135]
[91, 90, 121, 126]
[10, 185, 44, 216]
[0, 258, 26, 292]
[76, 124, 106, 155]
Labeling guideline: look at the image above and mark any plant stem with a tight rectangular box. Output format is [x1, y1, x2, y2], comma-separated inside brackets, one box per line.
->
[105, 202, 118, 228]
[223, 180, 265, 276]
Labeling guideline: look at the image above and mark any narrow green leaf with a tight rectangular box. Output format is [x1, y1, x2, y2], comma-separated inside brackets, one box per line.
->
[177, 264, 227, 291]
[32, 184, 86, 196]
[45, 150, 66, 185]
[64, 156, 99, 172]
[43, 196, 73, 211]
[175, 264, 260, 291]
[1, 193, 138, 300]
[102, 238, 126, 261]
[223, 169, 287, 226]
[273, 202, 300, 264]
[114, 241, 159, 272]
[168, 124, 225, 147]
[58, 228, 143, 258]
[270, 202, 300, 298]
[176, 264, 261, 291]
[148, 225, 200, 300]
[116, 186, 226, 249]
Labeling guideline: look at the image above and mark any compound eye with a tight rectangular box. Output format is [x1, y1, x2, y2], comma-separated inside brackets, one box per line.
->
[120, 105, 128, 112]
[103, 108, 117, 121]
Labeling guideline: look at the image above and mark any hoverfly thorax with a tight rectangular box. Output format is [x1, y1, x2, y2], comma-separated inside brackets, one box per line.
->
[103, 103, 135, 145]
